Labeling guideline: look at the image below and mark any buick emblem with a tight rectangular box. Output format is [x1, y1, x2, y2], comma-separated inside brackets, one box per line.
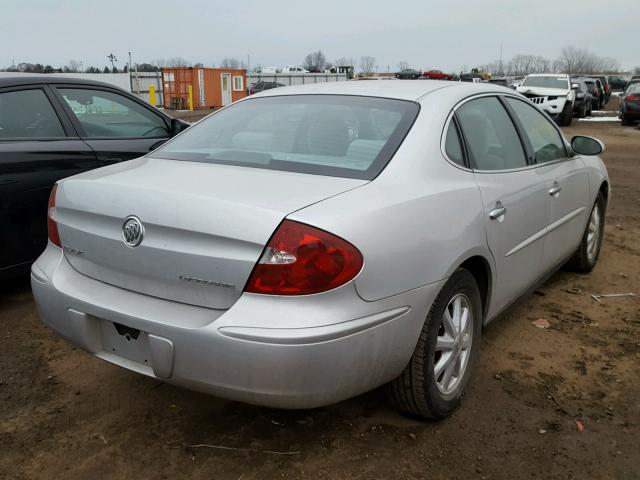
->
[122, 216, 144, 248]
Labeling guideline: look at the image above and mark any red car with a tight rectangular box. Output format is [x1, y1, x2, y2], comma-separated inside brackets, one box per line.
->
[422, 70, 455, 80]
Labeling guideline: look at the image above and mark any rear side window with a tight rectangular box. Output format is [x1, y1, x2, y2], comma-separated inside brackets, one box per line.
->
[444, 120, 464, 166]
[0, 89, 65, 139]
[505, 97, 566, 163]
[456, 97, 527, 171]
[153, 95, 419, 180]
[58, 88, 169, 138]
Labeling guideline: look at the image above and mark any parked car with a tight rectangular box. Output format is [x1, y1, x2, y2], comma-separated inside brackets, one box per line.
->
[255, 66, 278, 74]
[516, 74, 575, 126]
[619, 83, 640, 126]
[423, 70, 455, 80]
[593, 78, 606, 109]
[32, 81, 609, 419]
[281, 66, 309, 74]
[395, 69, 422, 79]
[570, 77, 594, 118]
[0, 76, 188, 279]
[459, 73, 484, 83]
[583, 78, 602, 111]
[607, 75, 628, 91]
[488, 77, 517, 89]
[624, 78, 640, 92]
[591, 75, 611, 104]
[249, 81, 285, 95]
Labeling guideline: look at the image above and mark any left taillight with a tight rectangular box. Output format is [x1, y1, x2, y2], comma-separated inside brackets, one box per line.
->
[244, 220, 363, 295]
[47, 184, 61, 247]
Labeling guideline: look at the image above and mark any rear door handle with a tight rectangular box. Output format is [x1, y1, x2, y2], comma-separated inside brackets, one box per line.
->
[549, 183, 562, 196]
[489, 202, 507, 220]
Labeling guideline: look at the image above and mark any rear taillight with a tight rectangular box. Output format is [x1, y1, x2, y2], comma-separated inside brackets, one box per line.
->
[47, 184, 61, 247]
[244, 220, 363, 295]
[626, 95, 640, 102]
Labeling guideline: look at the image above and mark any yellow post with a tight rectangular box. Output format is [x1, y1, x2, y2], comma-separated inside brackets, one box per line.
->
[148, 85, 156, 107]
[188, 84, 193, 111]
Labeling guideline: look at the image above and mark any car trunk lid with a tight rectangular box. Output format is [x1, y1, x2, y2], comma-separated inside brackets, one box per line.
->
[55, 157, 366, 310]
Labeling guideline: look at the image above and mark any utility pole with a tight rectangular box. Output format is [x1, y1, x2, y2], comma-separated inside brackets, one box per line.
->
[499, 41, 504, 76]
[128, 51, 132, 71]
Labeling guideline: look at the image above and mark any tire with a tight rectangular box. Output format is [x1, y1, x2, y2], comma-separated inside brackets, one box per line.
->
[621, 114, 632, 126]
[567, 192, 606, 273]
[386, 269, 483, 420]
[578, 103, 587, 118]
[560, 102, 573, 126]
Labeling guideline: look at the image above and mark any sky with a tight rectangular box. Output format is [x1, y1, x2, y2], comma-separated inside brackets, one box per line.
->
[1, 0, 637, 72]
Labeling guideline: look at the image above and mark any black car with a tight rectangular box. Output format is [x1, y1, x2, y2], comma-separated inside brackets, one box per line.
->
[0, 76, 188, 279]
[584, 78, 604, 110]
[395, 69, 422, 80]
[620, 83, 640, 126]
[590, 75, 611, 104]
[607, 75, 628, 91]
[249, 81, 285, 95]
[570, 78, 594, 118]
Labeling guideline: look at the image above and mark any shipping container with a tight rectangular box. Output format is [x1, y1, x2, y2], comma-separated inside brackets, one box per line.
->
[161, 67, 247, 109]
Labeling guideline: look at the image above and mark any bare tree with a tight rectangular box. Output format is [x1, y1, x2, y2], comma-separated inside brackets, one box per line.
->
[334, 57, 355, 67]
[221, 57, 241, 69]
[397, 61, 410, 71]
[360, 56, 376, 75]
[67, 59, 81, 72]
[303, 50, 328, 72]
[165, 56, 191, 67]
[634, 66, 640, 75]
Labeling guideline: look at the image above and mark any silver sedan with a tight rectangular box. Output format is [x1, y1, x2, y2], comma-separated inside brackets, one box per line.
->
[32, 81, 609, 419]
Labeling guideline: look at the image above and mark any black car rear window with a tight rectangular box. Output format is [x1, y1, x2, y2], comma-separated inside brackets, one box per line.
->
[152, 95, 419, 180]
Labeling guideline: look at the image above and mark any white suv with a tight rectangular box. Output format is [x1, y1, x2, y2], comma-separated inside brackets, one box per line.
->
[517, 74, 575, 126]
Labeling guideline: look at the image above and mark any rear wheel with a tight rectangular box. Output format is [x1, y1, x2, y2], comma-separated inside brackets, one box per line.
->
[621, 114, 632, 126]
[386, 269, 482, 419]
[567, 192, 606, 272]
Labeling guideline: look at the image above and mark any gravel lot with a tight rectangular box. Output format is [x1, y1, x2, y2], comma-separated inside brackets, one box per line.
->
[1, 97, 638, 480]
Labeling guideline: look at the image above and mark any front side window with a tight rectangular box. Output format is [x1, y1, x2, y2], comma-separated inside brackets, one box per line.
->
[0, 89, 65, 139]
[58, 88, 169, 138]
[505, 97, 566, 163]
[456, 97, 527, 171]
[522, 76, 569, 90]
[152, 95, 419, 180]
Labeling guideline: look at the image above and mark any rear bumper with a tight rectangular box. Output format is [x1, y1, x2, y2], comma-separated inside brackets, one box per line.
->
[31, 243, 443, 409]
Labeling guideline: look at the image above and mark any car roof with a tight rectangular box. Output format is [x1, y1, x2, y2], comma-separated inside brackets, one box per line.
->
[0, 74, 125, 90]
[251, 80, 509, 102]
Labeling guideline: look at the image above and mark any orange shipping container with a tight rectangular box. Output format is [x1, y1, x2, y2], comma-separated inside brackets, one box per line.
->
[162, 67, 247, 110]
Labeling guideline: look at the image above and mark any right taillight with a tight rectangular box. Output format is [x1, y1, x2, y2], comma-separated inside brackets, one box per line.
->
[47, 184, 61, 247]
[244, 220, 363, 295]
[626, 95, 640, 102]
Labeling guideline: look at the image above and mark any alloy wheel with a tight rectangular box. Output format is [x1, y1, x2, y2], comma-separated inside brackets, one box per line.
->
[587, 203, 601, 262]
[434, 293, 474, 395]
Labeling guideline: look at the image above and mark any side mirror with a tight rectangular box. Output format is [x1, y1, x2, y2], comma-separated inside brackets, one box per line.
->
[170, 118, 189, 136]
[571, 136, 604, 156]
[571, 83, 579, 90]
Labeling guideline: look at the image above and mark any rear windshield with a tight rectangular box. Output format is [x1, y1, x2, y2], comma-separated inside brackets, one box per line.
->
[522, 76, 569, 89]
[152, 95, 419, 180]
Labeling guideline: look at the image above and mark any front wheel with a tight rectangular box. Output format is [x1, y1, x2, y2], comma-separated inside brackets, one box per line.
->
[567, 192, 606, 272]
[386, 269, 482, 419]
[559, 102, 573, 126]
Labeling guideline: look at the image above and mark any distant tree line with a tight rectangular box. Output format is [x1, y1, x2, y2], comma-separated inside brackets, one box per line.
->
[2, 47, 631, 76]
[478, 46, 623, 76]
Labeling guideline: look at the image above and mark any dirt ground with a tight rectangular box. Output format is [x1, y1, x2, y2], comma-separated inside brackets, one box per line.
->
[1, 97, 638, 480]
